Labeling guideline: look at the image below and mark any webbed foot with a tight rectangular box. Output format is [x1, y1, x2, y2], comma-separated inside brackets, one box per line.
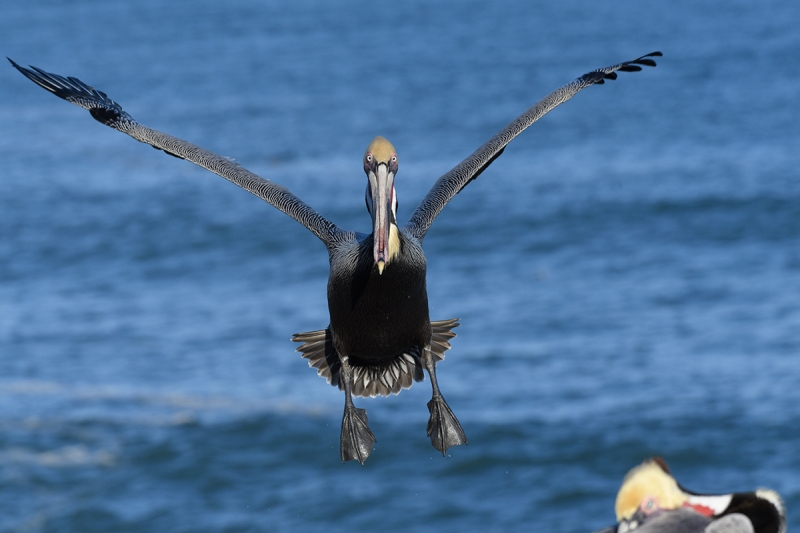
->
[340, 405, 376, 465]
[426, 394, 467, 455]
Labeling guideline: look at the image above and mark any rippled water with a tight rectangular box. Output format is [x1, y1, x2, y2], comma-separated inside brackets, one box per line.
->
[2, 0, 799, 531]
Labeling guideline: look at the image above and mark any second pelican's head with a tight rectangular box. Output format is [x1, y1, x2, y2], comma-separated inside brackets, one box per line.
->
[363, 136, 399, 275]
[615, 458, 687, 529]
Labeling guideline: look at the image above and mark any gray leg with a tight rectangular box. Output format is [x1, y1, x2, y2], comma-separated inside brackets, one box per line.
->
[339, 356, 376, 465]
[423, 347, 467, 455]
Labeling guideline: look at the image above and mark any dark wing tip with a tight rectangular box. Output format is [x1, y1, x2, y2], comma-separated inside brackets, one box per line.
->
[9, 58, 128, 126]
[625, 51, 662, 68]
[580, 51, 661, 86]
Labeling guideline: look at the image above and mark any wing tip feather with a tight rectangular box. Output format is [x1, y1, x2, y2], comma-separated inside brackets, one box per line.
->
[9, 58, 129, 126]
[580, 51, 662, 86]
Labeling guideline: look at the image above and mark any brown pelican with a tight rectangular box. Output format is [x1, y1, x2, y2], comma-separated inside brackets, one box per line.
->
[9, 52, 659, 464]
[593, 458, 785, 533]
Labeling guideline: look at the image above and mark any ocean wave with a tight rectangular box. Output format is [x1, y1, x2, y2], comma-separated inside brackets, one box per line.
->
[0, 445, 116, 467]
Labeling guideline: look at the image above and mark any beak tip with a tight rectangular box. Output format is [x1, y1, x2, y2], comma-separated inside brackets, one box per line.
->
[377, 261, 385, 275]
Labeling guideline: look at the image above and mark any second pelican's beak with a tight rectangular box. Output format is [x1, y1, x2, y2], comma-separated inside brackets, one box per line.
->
[370, 163, 394, 274]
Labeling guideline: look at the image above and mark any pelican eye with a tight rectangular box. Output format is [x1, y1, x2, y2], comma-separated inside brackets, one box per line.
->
[366, 154, 373, 162]
[640, 497, 659, 515]
[391, 155, 397, 162]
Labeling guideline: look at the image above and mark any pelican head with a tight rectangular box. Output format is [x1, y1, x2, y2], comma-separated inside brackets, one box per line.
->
[615, 458, 687, 530]
[363, 136, 399, 275]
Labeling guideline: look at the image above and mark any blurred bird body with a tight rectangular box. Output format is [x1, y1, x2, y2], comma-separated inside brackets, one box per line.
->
[596, 458, 785, 533]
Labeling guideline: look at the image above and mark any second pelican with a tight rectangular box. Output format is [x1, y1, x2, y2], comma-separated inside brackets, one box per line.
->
[594, 457, 785, 533]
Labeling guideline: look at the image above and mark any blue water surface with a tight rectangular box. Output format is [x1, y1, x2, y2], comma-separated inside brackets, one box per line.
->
[2, 1, 799, 531]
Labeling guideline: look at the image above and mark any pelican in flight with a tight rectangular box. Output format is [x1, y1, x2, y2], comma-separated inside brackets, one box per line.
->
[10, 52, 659, 464]
[593, 458, 785, 533]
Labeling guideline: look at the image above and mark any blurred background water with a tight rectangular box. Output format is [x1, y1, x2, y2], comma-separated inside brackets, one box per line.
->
[2, 0, 799, 531]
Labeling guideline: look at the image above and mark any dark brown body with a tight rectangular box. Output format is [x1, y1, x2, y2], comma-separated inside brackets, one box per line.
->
[327, 230, 430, 366]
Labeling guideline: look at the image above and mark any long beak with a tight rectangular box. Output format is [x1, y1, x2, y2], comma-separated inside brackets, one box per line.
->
[370, 164, 393, 275]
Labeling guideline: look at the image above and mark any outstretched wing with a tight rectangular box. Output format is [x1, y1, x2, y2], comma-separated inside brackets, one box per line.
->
[404, 52, 661, 240]
[9, 58, 344, 246]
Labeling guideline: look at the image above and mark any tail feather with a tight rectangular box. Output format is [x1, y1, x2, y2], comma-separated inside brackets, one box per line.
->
[292, 318, 460, 398]
[430, 318, 460, 363]
[290, 328, 341, 389]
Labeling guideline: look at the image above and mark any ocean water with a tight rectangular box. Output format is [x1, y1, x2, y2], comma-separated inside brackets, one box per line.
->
[2, 0, 799, 531]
